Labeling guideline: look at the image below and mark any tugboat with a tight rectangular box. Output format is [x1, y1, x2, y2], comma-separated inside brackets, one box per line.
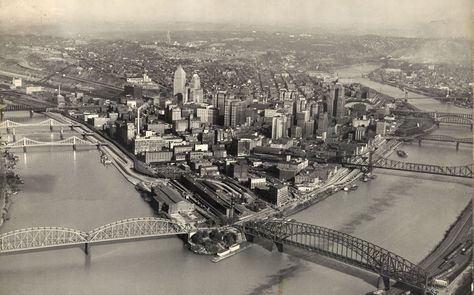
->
[396, 149, 408, 158]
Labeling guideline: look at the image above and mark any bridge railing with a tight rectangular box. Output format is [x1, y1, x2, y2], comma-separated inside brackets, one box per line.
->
[0, 217, 188, 254]
[242, 220, 428, 290]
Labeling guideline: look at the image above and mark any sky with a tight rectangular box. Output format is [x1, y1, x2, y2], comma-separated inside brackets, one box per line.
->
[0, 0, 471, 37]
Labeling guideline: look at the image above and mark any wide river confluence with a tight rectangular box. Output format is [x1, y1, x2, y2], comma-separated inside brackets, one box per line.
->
[0, 65, 471, 295]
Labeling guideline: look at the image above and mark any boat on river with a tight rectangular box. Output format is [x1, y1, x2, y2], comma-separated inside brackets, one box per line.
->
[396, 149, 408, 158]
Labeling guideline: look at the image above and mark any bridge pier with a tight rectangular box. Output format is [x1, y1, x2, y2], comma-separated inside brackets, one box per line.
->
[50, 124, 53, 132]
[376, 275, 390, 291]
[60, 128, 64, 140]
[70, 126, 74, 131]
[0, 111, 3, 121]
[84, 243, 90, 255]
[29, 110, 34, 118]
[72, 144, 77, 151]
[274, 241, 284, 252]
[12, 128, 16, 142]
[244, 233, 254, 243]
[23, 146, 27, 153]
[418, 139, 422, 146]
[456, 142, 459, 151]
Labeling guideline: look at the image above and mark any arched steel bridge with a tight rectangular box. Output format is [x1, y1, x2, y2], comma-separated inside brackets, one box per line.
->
[342, 156, 472, 178]
[0, 217, 188, 255]
[0, 119, 76, 129]
[5, 136, 107, 151]
[242, 219, 429, 291]
[392, 110, 472, 126]
[392, 110, 472, 120]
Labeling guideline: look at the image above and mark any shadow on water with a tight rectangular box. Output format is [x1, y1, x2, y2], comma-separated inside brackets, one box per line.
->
[247, 238, 380, 295]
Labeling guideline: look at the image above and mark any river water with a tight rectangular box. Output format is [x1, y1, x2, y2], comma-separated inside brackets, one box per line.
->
[0, 65, 471, 295]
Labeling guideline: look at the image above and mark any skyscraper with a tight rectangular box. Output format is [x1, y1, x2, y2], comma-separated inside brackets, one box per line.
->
[189, 73, 203, 103]
[272, 115, 287, 140]
[190, 73, 201, 90]
[327, 83, 345, 120]
[317, 112, 329, 134]
[173, 65, 186, 97]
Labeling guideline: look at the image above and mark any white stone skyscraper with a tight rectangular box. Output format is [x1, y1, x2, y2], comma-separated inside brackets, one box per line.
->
[173, 65, 186, 96]
[190, 73, 201, 90]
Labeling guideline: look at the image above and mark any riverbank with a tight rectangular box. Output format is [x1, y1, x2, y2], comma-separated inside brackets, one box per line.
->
[0, 151, 21, 229]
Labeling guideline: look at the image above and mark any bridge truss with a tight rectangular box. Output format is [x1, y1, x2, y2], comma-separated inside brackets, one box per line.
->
[0, 218, 188, 254]
[343, 156, 472, 178]
[242, 219, 429, 290]
[6, 136, 102, 149]
[417, 134, 472, 144]
[0, 119, 73, 129]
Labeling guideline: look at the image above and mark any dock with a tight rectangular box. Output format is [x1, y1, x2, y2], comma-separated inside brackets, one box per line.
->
[211, 242, 254, 263]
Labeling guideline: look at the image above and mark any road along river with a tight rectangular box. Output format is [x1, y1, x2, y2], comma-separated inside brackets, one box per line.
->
[0, 73, 471, 295]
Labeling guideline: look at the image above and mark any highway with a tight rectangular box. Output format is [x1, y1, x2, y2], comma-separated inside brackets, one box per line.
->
[386, 201, 472, 294]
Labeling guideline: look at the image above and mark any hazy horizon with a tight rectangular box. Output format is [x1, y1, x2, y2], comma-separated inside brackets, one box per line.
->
[0, 0, 471, 38]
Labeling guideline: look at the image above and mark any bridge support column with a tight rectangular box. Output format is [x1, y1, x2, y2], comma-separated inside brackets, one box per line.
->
[29, 110, 34, 118]
[73, 144, 77, 151]
[244, 233, 254, 243]
[0, 111, 3, 121]
[84, 243, 90, 255]
[274, 241, 284, 252]
[50, 124, 53, 132]
[12, 128, 16, 142]
[70, 126, 74, 131]
[456, 142, 459, 151]
[376, 275, 390, 291]
[23, 146, 27, 153]
[418, 139, 421, 146]
[60, 128, 64, 140]
[6, 127, 10, 134]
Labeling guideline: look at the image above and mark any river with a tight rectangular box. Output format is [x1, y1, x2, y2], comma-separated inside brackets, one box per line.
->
[0, 68, 471, 295]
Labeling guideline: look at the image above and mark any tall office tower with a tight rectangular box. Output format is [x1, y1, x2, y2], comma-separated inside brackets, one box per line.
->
[223, 99, 235, 127]
[173, 65, 186, 96]
[272, 116, 283, 140]
[317, 112, 329, 134]
[217, 91, 227, 123]
[304, 120, 315, 138]
[212, 93, 218, 108]
[327, 83, 345, 119]
[191, 73, 201, 90]
[230, 100, 249, 127]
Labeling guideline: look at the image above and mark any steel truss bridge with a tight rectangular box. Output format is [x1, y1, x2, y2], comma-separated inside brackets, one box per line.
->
[0, 119, 76, 130]
[0, 217, 188, 255]
[393, 110, 472, 126]
[416, 134, 472, 144]
[342, 156, 472, 178]
[5, 136, 107, 151]
[242, 219, 429, 291]
[1, 104, 48, 112]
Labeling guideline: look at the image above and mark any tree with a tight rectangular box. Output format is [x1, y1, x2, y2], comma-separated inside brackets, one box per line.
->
[204, 240, 219, 254]
[209, 229, 223, 242]
[191, 231, 204, 244]
[223, 232, 237, 247]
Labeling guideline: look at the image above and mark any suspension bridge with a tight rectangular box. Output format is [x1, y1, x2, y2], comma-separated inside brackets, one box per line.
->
[0, 119, 77, 131]
[242, 219, 429, 291]
[4, 136, 107, 151]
